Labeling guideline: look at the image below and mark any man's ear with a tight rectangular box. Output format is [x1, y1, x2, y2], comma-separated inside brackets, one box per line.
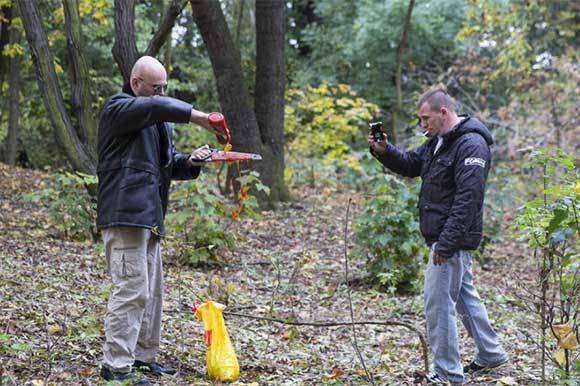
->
[440, 107, 449, 116]
[130, 77, 138, 93]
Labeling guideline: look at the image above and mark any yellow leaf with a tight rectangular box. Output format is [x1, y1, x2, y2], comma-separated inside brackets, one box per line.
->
[552, 323, 578, 349]
[48, 324, 61, 335]
[554, 349, 566, 366]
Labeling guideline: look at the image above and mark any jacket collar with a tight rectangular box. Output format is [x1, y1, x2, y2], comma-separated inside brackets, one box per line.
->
[122, 83, 135, 96]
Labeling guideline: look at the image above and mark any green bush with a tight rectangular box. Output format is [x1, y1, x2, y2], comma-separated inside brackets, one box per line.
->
[353, 173, 429, 293]
[165, 171, 266, 266]
[24, 172, 97, 241]
[476, 161, 521, 263]
[513, 147, 579, 381]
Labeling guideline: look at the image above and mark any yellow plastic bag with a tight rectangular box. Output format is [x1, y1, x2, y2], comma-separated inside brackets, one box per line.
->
[192, 300, 240, 381]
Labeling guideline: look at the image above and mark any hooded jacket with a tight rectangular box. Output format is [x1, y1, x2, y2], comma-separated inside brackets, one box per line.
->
[97, 84, 201, 235]
[372, 116, 493, 258]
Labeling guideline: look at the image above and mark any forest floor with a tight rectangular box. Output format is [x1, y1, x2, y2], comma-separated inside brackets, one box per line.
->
[0, 163, 560, 385]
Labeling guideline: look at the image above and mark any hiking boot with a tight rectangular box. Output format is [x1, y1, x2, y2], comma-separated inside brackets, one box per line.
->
[100, 366, 149, 385]
[463, 357, 509, 374]
[133, 360, 176, 376]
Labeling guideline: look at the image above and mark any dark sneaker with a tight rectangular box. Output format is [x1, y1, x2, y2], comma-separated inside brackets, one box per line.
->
[463, 358, 509, 374]
[133, 360, 177, 376]
[100, 366, 149, 385]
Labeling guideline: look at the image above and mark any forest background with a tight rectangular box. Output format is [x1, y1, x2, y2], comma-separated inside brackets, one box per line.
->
[0, 0, 578, 385]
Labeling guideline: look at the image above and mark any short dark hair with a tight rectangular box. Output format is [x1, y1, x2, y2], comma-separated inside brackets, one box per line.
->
[417, 89, 457, 112]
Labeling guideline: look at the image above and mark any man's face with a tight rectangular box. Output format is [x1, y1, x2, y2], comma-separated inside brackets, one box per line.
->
[418, 102, 445, 137]
[133, 69, 168, 97]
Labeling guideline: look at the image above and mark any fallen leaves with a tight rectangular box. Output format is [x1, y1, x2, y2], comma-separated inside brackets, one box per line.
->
[552, 323, 578, 350]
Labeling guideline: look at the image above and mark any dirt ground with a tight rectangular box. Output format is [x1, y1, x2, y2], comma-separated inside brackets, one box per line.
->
[0, 163, 559, 385]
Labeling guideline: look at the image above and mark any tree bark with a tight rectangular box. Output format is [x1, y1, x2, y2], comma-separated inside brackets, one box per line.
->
[112, 0, 140, 83]
[191, 0, 289, 206]
[63, 0, 97, 152]
[392, 0, 415, 143]
[255, 0, 290, 202]
[16, 0, 95, 174]
[146, 0, 188, 57]
[190, 0, 261, 154]
[235, 0, 245, 46]
[5, 9, 21, 165]
[0, 5, 12, 91]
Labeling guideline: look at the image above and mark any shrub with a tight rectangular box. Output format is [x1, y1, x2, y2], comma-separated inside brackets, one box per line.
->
[513, 148, 579, 381]
[285, 83, 379, 163]
[353, 173, 429, 293]
[24, 172, 97, 241]
[165, 171, 266, 266]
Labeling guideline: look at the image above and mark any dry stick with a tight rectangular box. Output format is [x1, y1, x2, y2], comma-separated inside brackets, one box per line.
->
[222, 310, 429, 374]
[343, 197, 376, 385]
[177, 263, 185, 375]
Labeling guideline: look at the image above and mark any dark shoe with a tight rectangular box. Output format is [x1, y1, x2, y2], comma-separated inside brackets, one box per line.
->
[133, 360, 176, 376]
[463, 358, 509, 374]
[100, 366, 149, 385]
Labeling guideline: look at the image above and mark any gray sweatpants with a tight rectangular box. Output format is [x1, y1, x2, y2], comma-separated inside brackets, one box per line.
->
[102, 227, 163, 372]
[424, 248, 508, 384]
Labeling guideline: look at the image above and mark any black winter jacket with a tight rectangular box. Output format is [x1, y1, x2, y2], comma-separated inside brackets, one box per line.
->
[97, 85, 201, 235]
[372, 116, 493, 258]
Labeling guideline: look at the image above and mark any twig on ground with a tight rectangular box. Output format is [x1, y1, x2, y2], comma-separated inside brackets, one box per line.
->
[222, 310, 429, 374]
[344, 197, 376, 385]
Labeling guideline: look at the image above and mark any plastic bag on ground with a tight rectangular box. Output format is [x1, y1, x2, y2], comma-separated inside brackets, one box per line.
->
[192, 300, 240, 381]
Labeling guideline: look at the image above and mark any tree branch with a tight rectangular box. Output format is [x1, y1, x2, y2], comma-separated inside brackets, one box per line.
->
[63, 0, 97, 152]
[223, 310, 430, 374]
[112, 0, 140, 82]
[146, 0, 188, 57]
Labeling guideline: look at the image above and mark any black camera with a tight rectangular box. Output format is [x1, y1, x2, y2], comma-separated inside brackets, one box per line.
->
[369, 121, 385, 142]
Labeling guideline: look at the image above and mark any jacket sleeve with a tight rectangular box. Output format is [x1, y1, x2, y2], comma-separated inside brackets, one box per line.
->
[103, 94, 192, 137]
[370, 141, 429, 178]
[434, 135, 490, 258]
[170, 142, 201, 180]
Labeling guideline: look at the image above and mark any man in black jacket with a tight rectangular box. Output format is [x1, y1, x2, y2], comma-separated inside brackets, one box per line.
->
[97, 56, 225, 383]
[368, 89, 508, 385]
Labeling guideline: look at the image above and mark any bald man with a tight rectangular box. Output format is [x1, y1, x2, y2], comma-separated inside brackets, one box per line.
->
[97, 56, 223, 383]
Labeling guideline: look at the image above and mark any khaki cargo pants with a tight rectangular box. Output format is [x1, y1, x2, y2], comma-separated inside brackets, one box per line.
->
[102, 227, 163, 372]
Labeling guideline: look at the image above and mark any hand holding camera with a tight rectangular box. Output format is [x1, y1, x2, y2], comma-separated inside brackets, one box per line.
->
[368, 121, 387, 155]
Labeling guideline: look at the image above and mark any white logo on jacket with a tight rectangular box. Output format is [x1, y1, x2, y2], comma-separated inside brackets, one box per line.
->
[464, 157, 486, 168]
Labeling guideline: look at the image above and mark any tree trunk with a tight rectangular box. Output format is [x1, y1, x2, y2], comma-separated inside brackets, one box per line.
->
[392, 0, 415, 143]
[255, 0, 290, 202]
[112, 0, 140, 83]
[5, 10, 21, 166]
[63, 0, 98, 152]
[0, 5, 12, 90]
[235, 0, 245, 46]
[146, 0, 188, 57]
[16, 0, 95, 174]
[190, 0, 288, 207]
[190, 1, 262, 154]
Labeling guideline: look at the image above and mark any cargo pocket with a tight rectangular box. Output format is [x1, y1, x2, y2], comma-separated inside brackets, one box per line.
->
[121, 251, 144, 278]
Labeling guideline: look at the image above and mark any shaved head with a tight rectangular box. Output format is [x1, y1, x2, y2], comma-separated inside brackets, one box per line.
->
[130, 56, 168, 96]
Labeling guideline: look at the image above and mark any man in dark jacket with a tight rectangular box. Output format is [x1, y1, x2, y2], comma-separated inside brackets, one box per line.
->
[368, 89, 508, 385]
[97, 56, 225, 383]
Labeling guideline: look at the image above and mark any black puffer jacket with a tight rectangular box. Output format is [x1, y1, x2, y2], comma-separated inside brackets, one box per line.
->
[372, 117, 493, 258]
[97, 84, 201, 235]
